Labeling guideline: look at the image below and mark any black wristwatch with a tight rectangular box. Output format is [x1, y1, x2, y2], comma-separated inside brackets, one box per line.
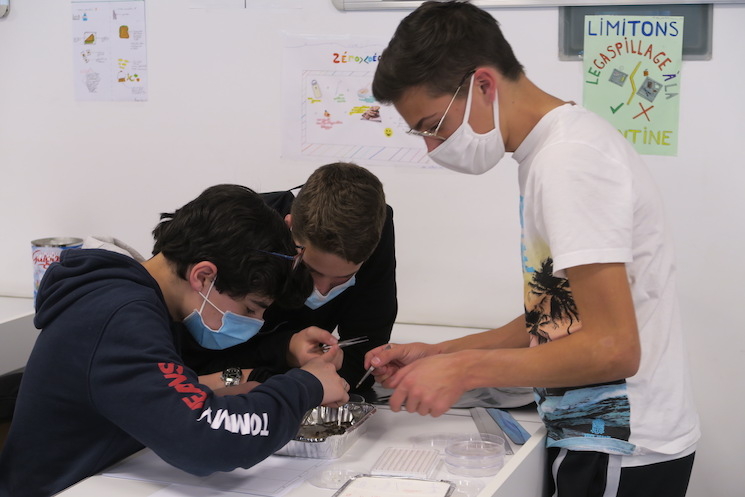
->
[221, 367, 242, 387]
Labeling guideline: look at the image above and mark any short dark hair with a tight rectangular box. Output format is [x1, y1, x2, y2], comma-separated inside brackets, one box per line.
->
[373, 0, 524, 104]
[152, 184, 311, 308]
[291, 163, 386, 264]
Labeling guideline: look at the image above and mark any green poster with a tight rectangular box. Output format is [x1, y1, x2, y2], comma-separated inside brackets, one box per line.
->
[583, 15, 684, 156]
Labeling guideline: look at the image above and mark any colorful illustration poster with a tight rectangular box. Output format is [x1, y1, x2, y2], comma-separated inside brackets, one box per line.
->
[281, 34, 436, 168]
[583, 15, 684, 156]
[189, 0, 301, 8]
[72, 0, 148, 102]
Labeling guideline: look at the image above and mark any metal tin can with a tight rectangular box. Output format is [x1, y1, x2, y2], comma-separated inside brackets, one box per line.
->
[32, 237, 83, 301]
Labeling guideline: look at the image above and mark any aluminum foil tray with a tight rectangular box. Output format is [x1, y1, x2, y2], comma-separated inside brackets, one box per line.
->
[275, 402, 377, 459]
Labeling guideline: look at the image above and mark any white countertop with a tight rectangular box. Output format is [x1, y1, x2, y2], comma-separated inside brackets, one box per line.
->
[0, 296, 34, 323]
[2, 308, 548, 497]
[0, 296, 36, 374]
[57, 405, 545, 497]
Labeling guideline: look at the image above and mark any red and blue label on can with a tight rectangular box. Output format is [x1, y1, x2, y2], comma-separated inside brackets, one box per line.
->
[32, 237, 83, 301]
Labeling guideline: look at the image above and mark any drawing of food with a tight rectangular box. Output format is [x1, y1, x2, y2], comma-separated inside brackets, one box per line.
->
[119, 25, 129, 39]
[84, 32, 96, 44]
[361, 106, 381, 121]
[357, 88, 375, 103]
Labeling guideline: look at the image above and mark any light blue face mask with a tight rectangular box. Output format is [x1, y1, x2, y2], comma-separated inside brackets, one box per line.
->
[183, 280, 264, 350]
[305, 275, 356, 310]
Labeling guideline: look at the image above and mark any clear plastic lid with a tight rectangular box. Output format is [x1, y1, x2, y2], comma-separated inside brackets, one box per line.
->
[409, 432, 470, 453]
[444, 434, 506, 471]
[307, 464, 366, 489]
[449, 478, 486, 497]
[446, 440, 504, 461]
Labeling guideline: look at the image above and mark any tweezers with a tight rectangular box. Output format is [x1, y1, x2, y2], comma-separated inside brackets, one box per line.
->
[355, 343, 391, 388]
[321, 336, 369, 352]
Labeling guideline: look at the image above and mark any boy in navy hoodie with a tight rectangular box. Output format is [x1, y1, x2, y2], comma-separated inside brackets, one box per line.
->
[0, 185, 350, 497]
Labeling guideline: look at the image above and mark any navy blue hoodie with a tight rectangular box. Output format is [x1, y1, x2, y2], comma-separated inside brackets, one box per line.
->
[0, 249, 323, 497]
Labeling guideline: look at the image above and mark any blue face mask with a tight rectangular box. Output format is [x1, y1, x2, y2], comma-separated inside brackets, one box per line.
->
[305, 275, 356, 310]
[183, 280, 264, 350]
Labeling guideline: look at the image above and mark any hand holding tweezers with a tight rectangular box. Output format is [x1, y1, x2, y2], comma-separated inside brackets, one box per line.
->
[355, 343, 391, 388]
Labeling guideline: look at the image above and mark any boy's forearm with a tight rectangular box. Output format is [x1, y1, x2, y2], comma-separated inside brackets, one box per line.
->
[437, 315, 529, 354]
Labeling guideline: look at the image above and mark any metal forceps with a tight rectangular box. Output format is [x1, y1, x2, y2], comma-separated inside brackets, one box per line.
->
[355, 343, 391, 389]
[321, 336, 369, 352]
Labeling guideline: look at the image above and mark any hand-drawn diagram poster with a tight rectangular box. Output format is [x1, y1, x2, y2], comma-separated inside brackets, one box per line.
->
[281, 35, 435, 168]
[72, 0, 148, 102]
[583, 16, 684, 156]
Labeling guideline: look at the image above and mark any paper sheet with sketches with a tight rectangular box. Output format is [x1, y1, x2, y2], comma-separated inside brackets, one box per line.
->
[72, 0, 148, 101]
[281, 34, 436, 168]
[188, 0, 301, 8]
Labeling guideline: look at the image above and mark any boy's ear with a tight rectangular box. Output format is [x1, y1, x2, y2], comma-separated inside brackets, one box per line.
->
[474, 66, 499, 103]
[187, 261, 218, 292]
[284, 214, 292, 229]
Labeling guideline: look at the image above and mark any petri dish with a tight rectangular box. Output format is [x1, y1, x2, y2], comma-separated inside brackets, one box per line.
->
[409, 432, 469, 453]
[444, 435, 506, 477]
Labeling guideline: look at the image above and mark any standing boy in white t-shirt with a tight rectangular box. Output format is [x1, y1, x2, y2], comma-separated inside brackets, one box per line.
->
[363, 2, 700, 496]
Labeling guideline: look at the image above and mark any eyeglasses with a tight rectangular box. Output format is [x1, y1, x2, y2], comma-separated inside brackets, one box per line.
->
[255, 245, 305, 271]
[406, 70, 476, 141]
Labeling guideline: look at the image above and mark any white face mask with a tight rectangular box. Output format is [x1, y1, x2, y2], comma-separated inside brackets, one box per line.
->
[305, 275, 356, 310]
[427, 74, 505, 175]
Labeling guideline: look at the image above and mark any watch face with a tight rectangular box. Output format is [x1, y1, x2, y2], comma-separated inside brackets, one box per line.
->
[222, 367, 242, 386]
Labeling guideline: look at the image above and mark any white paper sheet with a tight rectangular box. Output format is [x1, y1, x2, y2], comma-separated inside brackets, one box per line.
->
[281, 34, 437, 168]
[335, 476, 453, 497]
[72, 0, 148, 101]
[149, 483, 250, 497]
[189, 0, 301, 8]
[103, 449, 327, 497]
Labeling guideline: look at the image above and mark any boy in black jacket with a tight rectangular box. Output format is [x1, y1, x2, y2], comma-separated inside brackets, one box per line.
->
[183, 163, 397, 394]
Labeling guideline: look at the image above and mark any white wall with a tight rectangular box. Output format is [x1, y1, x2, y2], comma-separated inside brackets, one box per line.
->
[1, 1, 743, 495]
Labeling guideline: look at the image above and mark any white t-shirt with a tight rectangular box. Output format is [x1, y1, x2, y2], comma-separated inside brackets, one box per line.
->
[512, 104, 699, 464]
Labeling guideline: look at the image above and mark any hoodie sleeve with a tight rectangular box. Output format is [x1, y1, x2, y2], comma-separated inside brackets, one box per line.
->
[88, 298, 323, 476]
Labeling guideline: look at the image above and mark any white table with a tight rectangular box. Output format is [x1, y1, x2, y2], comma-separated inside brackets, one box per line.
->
[0, 296, 36, 374]
[57, 406, 546, 497]
[0, 310, 548, 497]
